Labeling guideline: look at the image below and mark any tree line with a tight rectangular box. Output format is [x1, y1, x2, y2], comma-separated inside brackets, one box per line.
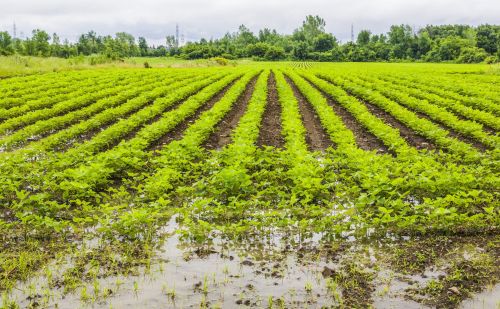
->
[1, 16, 499, 63]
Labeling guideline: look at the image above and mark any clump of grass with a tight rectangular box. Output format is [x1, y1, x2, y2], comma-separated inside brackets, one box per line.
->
[323, 261, 375, 307]
[407, 248, 499, 308]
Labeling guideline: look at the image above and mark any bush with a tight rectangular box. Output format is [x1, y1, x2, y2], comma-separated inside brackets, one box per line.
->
[484, 55, 499, 64]
[457, 47, 488, 63]
[68, 55, 85, 65]
[307, 51, 334, 62]
[144, 61, 152, 68]
[247, 42, 271, 58]
[88, 54, 115, 65]
[263, 46, 286, 61]
[211, 57, 229, 66]
[221, 53, 236, 60]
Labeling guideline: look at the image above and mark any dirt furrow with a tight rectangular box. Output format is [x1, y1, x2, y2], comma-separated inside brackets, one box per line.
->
[284, 76, 333, 151]
[257, 72, 284, 148]
[305, 78, 389, 154]
[149, 79, 239, 152]
[314, 76, 438, 152]
[359, 99, 436, 151]
[410, 110, 490, 152]
[204, 75, 259, 150]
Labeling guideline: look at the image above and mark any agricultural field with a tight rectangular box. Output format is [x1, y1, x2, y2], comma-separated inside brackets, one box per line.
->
[0, 62, 499, 308]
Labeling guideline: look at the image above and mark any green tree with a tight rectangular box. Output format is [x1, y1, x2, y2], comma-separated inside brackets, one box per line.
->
[292, 41, 309, 60]
[476, 24, 499, 54]
[138, 37, 149, 56]
[264, 46, 286, 60]
[30, 29, 51, 56]
[258, 28, 280, 44]
[357, 30, 371, 45]
[114, 32, 139, 57]
[388, 25, 414, 59]
[77, 31, 102, 55]
[457, 46, 488, 63]
[0, 31, 14, 55]
[247, 42, 270, 57]
[50, 33, 62, 57]
[294, 15, 326, 44]
[313, 33, 336, 52]
[236, 25, 257, 46]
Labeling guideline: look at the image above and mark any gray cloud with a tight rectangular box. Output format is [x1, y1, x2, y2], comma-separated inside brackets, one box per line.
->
[2, 0, 499, 45]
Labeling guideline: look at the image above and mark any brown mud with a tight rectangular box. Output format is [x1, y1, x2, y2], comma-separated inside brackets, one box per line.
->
[204, 75, 259, 150]
[257, 72, 284, 148]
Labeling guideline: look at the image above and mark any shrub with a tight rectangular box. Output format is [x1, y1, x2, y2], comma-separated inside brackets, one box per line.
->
[263, 46, 286, 61]
[88, 54, 115, 65]
[485, 55, 499, 64]
[457, 47, 488, 63]
[211, 57, 229, 66]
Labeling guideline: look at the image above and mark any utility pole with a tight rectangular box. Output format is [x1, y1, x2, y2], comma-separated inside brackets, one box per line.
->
[351, 24, 354, 42]
[175, 24, 179, 48]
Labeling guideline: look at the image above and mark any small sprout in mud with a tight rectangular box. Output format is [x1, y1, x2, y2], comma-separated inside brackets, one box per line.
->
[326, 278, 342, 304]
[222, 265, 229, 275]
[213, 303, 223, 309]
[202, 275, 209, 295]
[425, 279, 444, 295]
[277, 297, 286, 309]
[115, 278, 124, 290]
[93, 279, 100, 299]
[267, 296, 274, 309]
[133, 281, 139, 294]
[42, 287, 52, 303]
[200, 294, 208, 308]
[2, 292, 19, 309]
[80, 286, 90, 302]
[162, 284, 176, 301]
[378, 284, 390, 297]
[27, 282, 36, 296]
[44, 268, 53, 285]
[305, 281, 313, 293]
[102, 288, 113, 298]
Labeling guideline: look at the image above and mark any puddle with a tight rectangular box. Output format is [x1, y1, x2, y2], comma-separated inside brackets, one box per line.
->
[460, 284, 500, 309]
[5, 216, 499, 308]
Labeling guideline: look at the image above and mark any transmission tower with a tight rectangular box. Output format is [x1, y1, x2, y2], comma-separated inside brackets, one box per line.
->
[175, 24, 179, 48]
[13, 22, 17, 38]
[351, 24, 354, 42]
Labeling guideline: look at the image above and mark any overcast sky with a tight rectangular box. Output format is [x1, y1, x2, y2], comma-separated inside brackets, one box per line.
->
[2, 0, 500, 45]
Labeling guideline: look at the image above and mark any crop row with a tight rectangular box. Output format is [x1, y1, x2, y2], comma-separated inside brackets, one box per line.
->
[0, 71, 131, 108]
[382, 73, 500, 116]
[0, 71, 161, 121]
[0, 70, 249, 226]
[425, 74, 500, 104]
[359, 74, 500, 131]
[0, 72, 202, 151]
[55, 70, 256, 200]
[0, 71, 93, 100]
[316, 71, 483, 160]
[0, 73, 166, 135]
[297, 71, 411, 155]
[344, 74, 499, 149]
